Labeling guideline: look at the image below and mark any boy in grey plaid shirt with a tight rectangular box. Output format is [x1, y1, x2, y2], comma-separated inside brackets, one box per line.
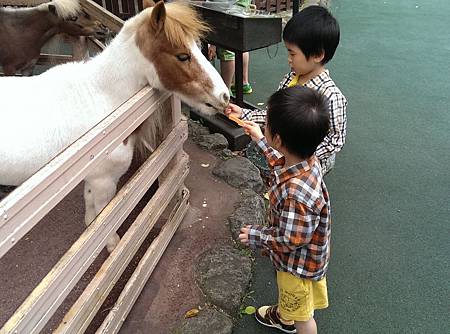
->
[226, 5, 346, 175]
[239, 86, 331, 333]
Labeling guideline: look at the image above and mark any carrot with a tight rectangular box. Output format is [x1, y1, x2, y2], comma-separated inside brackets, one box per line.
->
[228, 114, 245, 127]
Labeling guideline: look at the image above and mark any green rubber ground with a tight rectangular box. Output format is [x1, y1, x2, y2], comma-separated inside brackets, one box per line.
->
[233, 1, 450, 333]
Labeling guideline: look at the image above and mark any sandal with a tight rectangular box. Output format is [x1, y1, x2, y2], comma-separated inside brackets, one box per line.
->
[255, 305, 296, 333]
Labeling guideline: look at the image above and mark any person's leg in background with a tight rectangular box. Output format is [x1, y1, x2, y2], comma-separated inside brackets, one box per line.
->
[208, 45, 236, 90]
[229, 51, 252, 94]
[219, 54, 235, 89]
[241, 51, 252, 93]
[216, 48, 252, 94]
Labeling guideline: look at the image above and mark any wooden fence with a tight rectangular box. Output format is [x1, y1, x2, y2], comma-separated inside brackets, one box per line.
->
[88, 0, 296, 19]
[2, 0, 298, 18]
[254, 0, 294, 13]
[0, 0, 189, 332]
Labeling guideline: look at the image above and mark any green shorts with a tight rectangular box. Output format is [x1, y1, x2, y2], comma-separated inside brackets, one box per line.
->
[217, 48, 235, 61]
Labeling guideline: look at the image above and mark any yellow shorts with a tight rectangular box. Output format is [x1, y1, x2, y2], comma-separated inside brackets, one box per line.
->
[277, 271, 329, 322]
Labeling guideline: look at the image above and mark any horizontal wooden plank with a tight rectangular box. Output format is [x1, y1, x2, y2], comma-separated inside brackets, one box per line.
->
[0, 88, 170, 258]
[88, 38, 107, 51]
[0, 120, 188, 334]
[37, 53, 74, 65]
[97, 187, 190, 334]
[55, 153, 189, 333]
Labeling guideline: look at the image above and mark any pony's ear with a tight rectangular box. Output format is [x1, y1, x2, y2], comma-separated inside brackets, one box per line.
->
[143, 0, 165, 9]
[143, 0, 155, 9]
[48, 4, 57, 15]
[149, 1, 166, 33]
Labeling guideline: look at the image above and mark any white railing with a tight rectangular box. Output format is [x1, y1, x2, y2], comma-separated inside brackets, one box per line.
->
[0, 1, 190, 332]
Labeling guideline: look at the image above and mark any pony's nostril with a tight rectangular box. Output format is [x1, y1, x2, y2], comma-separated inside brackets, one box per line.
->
[222, 92, 230, 104]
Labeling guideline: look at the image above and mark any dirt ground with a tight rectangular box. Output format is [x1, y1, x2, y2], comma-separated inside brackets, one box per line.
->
[0, 140, 240, 333]
[119, 141, 241, 334]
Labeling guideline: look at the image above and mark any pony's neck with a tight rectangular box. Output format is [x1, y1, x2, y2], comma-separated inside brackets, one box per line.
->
[23, 11, 61, 50]
[88, 27, 156, 102]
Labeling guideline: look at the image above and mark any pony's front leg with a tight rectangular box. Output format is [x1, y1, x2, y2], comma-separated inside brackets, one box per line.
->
[84, 178, 120, 253]
[83, 181, 98, 226]
[84, 140, 134, 252]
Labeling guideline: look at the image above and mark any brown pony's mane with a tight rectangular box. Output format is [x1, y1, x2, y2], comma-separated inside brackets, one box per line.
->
[40, 0, 81, 19]
[162, 2, 210, 46]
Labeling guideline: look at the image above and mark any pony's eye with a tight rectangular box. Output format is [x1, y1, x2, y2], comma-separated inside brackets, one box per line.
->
[69, 16, 78, 21]
[176, 54, 191, 62]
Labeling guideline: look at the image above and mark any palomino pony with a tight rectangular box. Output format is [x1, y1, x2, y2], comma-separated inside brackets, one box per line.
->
[0, 0, 108, 75]
[0, 0, 229, 251]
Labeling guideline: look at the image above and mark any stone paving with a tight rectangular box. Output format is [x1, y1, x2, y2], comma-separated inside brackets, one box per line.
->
[173, 118, 267, 334]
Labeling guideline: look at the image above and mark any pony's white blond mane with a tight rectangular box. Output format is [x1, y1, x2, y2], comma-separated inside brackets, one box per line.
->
[44, 0, 81, 19]
[126, 2, 209, 46]
[162, 2, 210, 46]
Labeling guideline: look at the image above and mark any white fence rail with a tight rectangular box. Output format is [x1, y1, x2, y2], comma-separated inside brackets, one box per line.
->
[0, 1, 190, 332]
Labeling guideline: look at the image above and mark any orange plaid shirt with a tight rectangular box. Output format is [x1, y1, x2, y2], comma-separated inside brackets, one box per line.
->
[247, 138, 331, 280]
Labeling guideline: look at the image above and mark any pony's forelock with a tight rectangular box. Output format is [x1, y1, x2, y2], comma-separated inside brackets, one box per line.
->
[48, 0, 81, 19]
[163, 3, 210, 47]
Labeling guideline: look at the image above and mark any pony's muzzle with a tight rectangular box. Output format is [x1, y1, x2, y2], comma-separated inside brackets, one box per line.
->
[94, 24, 109, 38]
[206, 91, 230, 112]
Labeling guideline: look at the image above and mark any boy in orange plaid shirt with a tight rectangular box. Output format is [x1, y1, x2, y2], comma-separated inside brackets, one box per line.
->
[239, 86, 331, 334]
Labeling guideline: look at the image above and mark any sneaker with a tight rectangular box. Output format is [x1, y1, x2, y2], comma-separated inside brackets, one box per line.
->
[230, 83, 253, 94]
[243, 83, 253, 94]
[255, 305, 296, 333]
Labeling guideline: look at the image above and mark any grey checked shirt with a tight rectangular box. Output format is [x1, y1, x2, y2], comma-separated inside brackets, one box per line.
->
[241, 70, 347, 169]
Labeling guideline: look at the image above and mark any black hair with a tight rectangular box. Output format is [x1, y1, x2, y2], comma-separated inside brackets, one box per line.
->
[266, 86, 329, 159]
[282, 5, 340, 65]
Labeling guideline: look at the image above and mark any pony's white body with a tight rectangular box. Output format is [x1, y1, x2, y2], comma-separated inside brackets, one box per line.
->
[0, 2, 229, 251]
[0, 31, 149, 184]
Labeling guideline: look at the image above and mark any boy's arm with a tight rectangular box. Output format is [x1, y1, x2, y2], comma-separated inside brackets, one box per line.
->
[256, 137, 284, 170]
[316, 93, 347, 161]
[247, 197, 320, 253]
[240, 72, 294, 125]
[241, 107, 266, 126]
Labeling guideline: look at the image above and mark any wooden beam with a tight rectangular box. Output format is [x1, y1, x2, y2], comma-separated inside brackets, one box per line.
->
[81, 0, 124, 33]
[88, 38, 107, 52]
[37, 54, 74, 66]
[0, 119, 187, 334]
[0, 88, 170, 259]
[97, 188, 190, 334]
[55, 154, 189, 333]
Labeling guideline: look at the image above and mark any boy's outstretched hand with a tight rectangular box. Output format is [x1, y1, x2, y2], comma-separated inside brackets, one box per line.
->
[224, 103, 243, 119]
[239, 225, 252, 246]
[242, 121, 264, 142]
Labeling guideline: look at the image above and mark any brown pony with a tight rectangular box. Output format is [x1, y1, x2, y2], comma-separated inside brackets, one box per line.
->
[0, 0, 108, 75]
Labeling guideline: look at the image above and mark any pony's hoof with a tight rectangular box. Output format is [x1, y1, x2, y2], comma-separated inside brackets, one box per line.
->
[106, 233, 120, 253]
